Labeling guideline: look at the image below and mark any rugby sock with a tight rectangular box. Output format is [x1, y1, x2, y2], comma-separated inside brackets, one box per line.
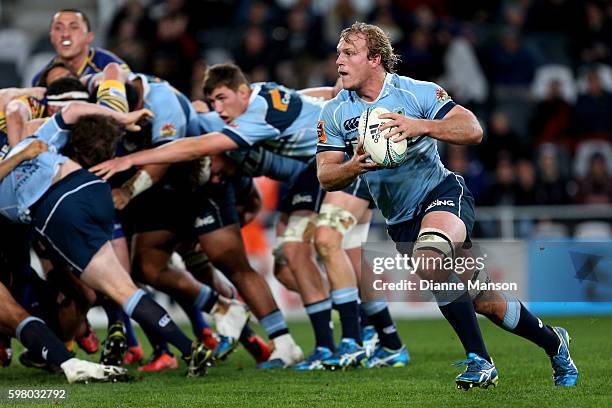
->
[193, 284, 219, 314]
[16, 317, 72, 366]
[178, 301, 210, 339]
[240, 324, 257, 343]
[331, 288, 361, 343]
[260, 309, 290, 339]
[494, 294, 560, 355]
[100, 296, 124, 328]
[359, 304, 372, 328]
[123, 313, 139, 348]
[304, 298, 335, 350]
[123, 289, 192, 357]
[363, 301, 402, 350]
[439, 292, 491, 362]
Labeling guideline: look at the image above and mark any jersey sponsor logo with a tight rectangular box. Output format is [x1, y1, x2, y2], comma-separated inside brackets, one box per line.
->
[194, 215, 216, 228]
[160, 123, 177, 137]
[343, 116, 359, 131]
[426, 199, 455, 211]
[317, 120, 326, 143]
[435, 87, 450, 103]
[292, 193, 313, 206]
[158, 314, 171, 328]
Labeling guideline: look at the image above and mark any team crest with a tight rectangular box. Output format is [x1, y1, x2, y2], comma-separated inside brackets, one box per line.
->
[435, 87, 450, 103]
[160, 123, 177, 137]
[317, 120, 327, 143]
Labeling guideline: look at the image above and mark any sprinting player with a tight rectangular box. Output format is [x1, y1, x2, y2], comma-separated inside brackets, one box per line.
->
[0, 103, 214, 377]
[92, 66, 340, 367]
[316, 22, 578, 388]
[31, 9, 128, 86]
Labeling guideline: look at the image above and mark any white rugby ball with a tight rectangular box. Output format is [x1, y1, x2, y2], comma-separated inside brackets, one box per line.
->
[357, 106, 407, 167]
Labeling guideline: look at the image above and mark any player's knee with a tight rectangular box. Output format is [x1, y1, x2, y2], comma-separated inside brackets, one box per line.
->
[314, 227, 343, 259]
[412, 228, 455, 282]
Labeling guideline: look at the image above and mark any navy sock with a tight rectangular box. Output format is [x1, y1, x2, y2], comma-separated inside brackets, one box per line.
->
[124, 290, 192, 357]
[240, 324, 256, 344]
[439, 292, 490, 362]
[100, 297, 123, 329]
[491, 296, 560, 356]
[123, 313, 139, 347]
[368, 308, 402, 350]
[179, 301, 210, 339]
[16, 317, 72, 367]
[259, 309, 290, 339]
[305, 299, 335, 350]
[331, 288, 361, 343]
[359, 304, 371, 328]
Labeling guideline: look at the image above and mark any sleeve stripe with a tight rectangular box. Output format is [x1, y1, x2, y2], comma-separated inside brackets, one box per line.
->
[221, 128, 251, 147]
[316, 145, 345, 153]
[433, 101, 456, 120]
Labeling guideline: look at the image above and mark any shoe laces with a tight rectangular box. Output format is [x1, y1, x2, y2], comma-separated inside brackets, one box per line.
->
[452, 354, 486, 373]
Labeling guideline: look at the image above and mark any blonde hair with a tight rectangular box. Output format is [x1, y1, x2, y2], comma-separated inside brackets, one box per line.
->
[340, 22, 400, 73]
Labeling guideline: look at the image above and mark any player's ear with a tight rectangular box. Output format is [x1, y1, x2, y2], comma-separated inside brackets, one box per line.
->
[85, 31, 94, 44]
[237, 83, 250, 96]
[369, 54, 382, 68]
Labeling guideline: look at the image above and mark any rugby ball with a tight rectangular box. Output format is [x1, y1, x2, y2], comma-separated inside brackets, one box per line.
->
[358, 106, 407, 167]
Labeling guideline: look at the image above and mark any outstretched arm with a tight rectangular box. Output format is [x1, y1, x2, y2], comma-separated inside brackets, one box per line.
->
[60, 101, 152, 130]
[91, 132, 238, 180]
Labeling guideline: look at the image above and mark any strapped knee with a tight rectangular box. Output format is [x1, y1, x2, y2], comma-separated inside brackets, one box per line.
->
[413, 228, 454, 259]
[283, 215, 317, 243]
[316, 204, 357, 237]
[343, 222, 370, 249]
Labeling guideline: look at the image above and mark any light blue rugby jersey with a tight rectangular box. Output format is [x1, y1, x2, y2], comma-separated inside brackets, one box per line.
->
[317, 73, 455, 225]
[0, 114, 70, 223]
[132, 74, 201, 144]
[221, 82, 325, 159]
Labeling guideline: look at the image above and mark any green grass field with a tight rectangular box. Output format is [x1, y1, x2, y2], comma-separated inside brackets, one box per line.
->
[1, 316, 611, 407]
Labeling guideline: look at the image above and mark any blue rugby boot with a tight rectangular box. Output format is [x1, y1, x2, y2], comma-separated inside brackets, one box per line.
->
[212, 335, 239, 362]
[291, 347, 333, 370]
[453, 353, 499, 390]
[362, 325, 379, 358]
[364, 345, 410, 368]
[321, 338, 367, 370]
[549, 326, 578, 387]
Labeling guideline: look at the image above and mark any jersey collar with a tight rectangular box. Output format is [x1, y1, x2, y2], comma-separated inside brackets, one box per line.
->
[351, 73, 393, 104]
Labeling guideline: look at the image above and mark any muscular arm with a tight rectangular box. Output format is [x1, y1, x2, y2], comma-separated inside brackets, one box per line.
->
[381, 105, 483, 146]
[317, 147, 378, 191]
[91, 132, 238, 180]
[5, 99, 30, 146]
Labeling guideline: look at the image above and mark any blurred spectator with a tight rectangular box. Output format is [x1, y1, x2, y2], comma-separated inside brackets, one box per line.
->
[515, 158, 538, 206]
[575, 153, 612, 204]
[524, 0, 578, 35]
[480, 154, 518, 206]
[573, 1, 612, 66]
[529, 79, 572, 145]
[366, 0, 404, 45]
[479, 111, 526, 172]
[487, 29, 536, 88]
[572, 68, 612, 140]
[151, 6, 199, 94]
[400, 27, 442, 81]
[234, 26, 274, 82]
[439, 36, 488, 106]
[445, 145, 486, 202]
[534, 144, 571, 205]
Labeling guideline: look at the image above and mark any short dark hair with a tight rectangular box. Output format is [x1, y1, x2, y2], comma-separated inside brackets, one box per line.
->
[202, 63, 249, 97]
[36, 61, 77, 87]
[46, 77, 88, 97]
[64, 115, 123, 168]
[52, 9, 91, 32]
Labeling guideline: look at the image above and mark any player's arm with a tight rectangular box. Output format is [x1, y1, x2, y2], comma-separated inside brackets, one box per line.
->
[0, 139, 47, 180]
[379, 105, 483, 145]
[60, 101, 152, 129]
[5, 99, 32, 146]
[112, 163, 170, 210]
[299, 78, 343, 100]
[317, 139, 378, 191]
[91, 132, 237, 180]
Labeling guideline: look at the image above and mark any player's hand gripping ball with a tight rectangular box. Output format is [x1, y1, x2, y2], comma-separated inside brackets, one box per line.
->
[358, 106, 407, 167]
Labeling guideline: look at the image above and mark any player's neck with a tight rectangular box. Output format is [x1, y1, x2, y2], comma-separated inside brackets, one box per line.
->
[357, 71, 386, 102]
[58, 48, 89, 74]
